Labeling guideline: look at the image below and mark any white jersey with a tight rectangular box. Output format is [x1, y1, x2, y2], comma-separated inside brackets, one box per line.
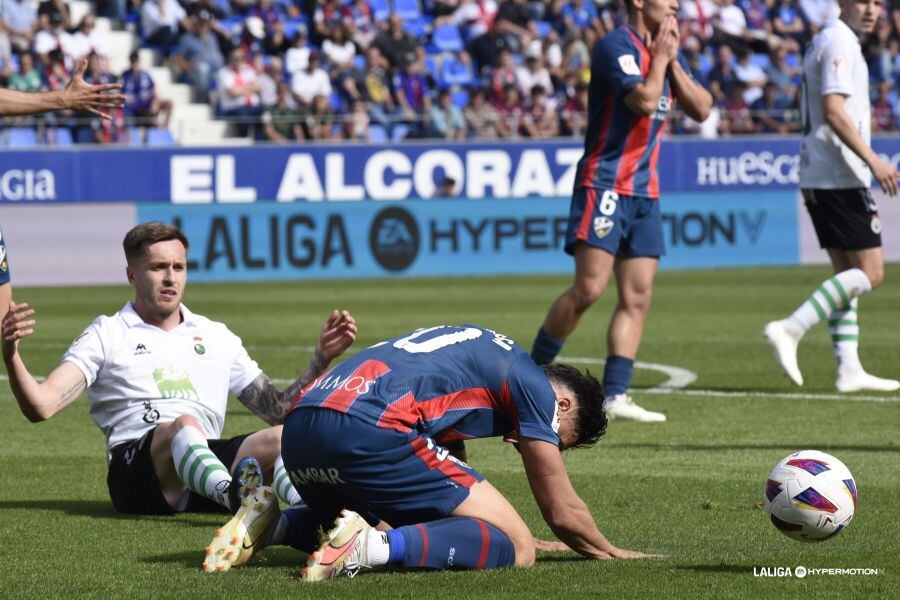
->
[62, 302, 262, 461]
[799, 18, 871, 189]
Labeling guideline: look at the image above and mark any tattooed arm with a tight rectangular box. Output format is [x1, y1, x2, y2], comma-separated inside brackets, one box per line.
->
[2, 301, 87, 422]
[238, 310, 358, 425]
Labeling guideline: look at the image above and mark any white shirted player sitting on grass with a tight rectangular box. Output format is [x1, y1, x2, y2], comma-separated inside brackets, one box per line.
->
[1, 222, 357, 515]
[764, 0, 900, 393]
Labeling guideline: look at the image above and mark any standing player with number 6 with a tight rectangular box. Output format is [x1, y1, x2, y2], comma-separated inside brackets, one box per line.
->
[531, 0, 711, 421]
[764, 0, 900, 392]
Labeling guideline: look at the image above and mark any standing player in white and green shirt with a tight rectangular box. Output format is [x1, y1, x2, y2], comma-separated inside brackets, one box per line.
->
[1, 222, 357, 515]
[765, 0, 899, 392]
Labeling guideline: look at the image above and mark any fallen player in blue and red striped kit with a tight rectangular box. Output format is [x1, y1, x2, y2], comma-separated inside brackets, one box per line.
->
[203, 325, 660, 578]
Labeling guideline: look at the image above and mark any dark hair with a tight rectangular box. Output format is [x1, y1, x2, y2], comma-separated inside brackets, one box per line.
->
[123, 222, 189, 265]
[542, 363, 607, 449]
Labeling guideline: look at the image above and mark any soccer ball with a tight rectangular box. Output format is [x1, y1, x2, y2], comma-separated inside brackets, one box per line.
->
[764, 450, 857, 542]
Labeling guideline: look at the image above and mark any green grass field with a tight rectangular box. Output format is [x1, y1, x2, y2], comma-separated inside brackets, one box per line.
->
[2, 265, 898, 598]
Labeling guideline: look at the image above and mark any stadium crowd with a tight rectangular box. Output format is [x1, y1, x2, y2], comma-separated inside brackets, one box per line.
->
[1, 0, 899, 144]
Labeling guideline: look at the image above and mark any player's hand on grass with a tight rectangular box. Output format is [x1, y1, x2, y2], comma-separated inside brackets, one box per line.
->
[61, 59, 126, 120]
[534, 538, 571, 552]
[605, 547, 665, 559]
[2, 301, 36, 359]
[866, 153, 899, 196]
[316, 309, 357, 363]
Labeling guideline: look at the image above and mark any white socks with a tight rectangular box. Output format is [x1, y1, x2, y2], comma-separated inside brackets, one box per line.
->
[171, 426, 232, 510]
[272, 455, 303, 506]
[787, 268, 872, 335]
[365, 529, 391, 567]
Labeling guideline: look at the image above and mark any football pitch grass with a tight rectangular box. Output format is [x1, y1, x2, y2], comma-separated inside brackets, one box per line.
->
[1, 265, 898, 598]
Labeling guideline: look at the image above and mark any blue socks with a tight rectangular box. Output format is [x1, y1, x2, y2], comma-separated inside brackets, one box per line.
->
[386, 517, 515, 570]
[603, 355, 634, 397]
[531, 327, 564, 365]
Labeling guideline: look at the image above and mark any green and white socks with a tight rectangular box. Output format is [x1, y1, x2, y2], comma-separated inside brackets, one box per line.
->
[786, 268, 871, 337]
[828, 298, 862, 376]
[273, 455, 303, 507]
[171, 426, 233, 510]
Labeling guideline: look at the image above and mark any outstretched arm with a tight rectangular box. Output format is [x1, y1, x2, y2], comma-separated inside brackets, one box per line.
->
[2, 301, 87, 422]
[520, 437, 661, 559]
[0, 59, 125, 119]
[237, 309, 357, 425]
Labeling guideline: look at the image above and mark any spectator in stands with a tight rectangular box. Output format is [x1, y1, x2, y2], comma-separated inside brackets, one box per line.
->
[495, 0, 536, 54]
[467, 21, 511, 72]
[342, 45, 397, 134]
[764, 45, 799, 104]
[435, 175, 458, 197]
[489, 48, 517, 100]
[251, 0, 284, 35]
[872, 80, 895, 133]
[495, 82, 524, 138]
[34, 12, 76, 69]
[171, 10, 225, 101]
[373, 12, 419, 69]
[522, 84, 557, 139]
[187, 0, 235, 56]
[451, 0, 499, 43]
[344, 99, 371, 140]
[680, 0, 719, 46]
[515, 46, 553, 98]
[264, 19, 292, 56]
[708, 43, 738, 104]
[85, 52, 128, 144]
[723, 82, 756, 134]
[799, 0, 833, 34]
[323, 23, 356, 77]
[392, 56, 433, 136]
[559, 80, 588, 137]
[560, 31, 590, 81]
[463, 87, 500, 138]
[441, 49, 475, 87]
[346, 0, 376, 49]
[291, 50, 332, 107]
[751, 80, 792, 133]
[558, 0, 606, 49]
[304, 93, 338, 140]
[312, 0, 349, 45]
[69, 15, 109, 66]
[257, 54, 289, 108]
[217, 47, 262, 135]
[1, 0, 38, 53]
[262, 81, 304, 142]
[122, 49, 172, 127]
[285, 29, 310, 75]
[772, 0, 807, 48]
[428, 88, 466, 139]
[141, 0, 189, 55]
[714, 0, 748, 48]
[733, 45, 767, 104]
[0, 31, 11, 83]
[38, 0, 69, 28]
[8, 52, 42, 92]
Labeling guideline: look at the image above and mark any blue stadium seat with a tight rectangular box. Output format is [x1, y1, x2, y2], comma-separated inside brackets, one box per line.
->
[128, 127, 144, 146]
[750, 53, 771, 70]
[432, 24, 463, 53]
[393, 0, 421, 20]
[391, 123, 411, 141]
[146, 127, 175, 146]
[51, 127, 73, 146]
[369, 123, 388, 143]
[353, 54, 367, 70]
[74, 127, 95, 144]
[424, 54, 439, 78]
[403, 18, 430, 38]
[7, 127, 37, 148]
[451, 89, 470, 108]
[369, 0, 390, 21]
[534, 21, 552, 38]
[440, 55, 474, 88]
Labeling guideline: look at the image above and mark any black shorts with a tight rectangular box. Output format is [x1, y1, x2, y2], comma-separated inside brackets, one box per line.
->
[107, 426, 250, 515]
[802, 188, 882, 251]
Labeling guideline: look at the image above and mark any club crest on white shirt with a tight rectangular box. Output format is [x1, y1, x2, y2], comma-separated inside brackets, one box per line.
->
[618, 54, 641, 76]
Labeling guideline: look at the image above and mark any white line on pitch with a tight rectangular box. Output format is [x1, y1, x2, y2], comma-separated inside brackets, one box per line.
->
[636, 387, 900, 403]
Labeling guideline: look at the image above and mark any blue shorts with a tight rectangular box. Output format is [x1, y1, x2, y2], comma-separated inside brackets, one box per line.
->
[564, 187, 665, 258]
[281, 408, 484, 527]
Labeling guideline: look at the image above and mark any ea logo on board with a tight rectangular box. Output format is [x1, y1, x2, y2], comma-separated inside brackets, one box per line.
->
[369, 207, 420, 272]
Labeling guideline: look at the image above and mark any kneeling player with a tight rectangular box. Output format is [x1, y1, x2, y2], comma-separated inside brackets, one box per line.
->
[204, 325, 658, 577]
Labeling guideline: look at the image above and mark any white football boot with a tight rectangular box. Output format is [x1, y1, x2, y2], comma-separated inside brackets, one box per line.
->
[604, 394, 666, 422]
[835, 370, 900, 393]
[300, 510, 374, 581]
[764, 320, 804, 386]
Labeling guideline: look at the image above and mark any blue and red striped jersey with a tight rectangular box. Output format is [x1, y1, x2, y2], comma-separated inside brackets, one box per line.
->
[291, 325, 560, 447]
[573, 25, 692, 199]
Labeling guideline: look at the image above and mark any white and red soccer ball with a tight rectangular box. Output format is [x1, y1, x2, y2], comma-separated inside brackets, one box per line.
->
[764, 450, 857, 542]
